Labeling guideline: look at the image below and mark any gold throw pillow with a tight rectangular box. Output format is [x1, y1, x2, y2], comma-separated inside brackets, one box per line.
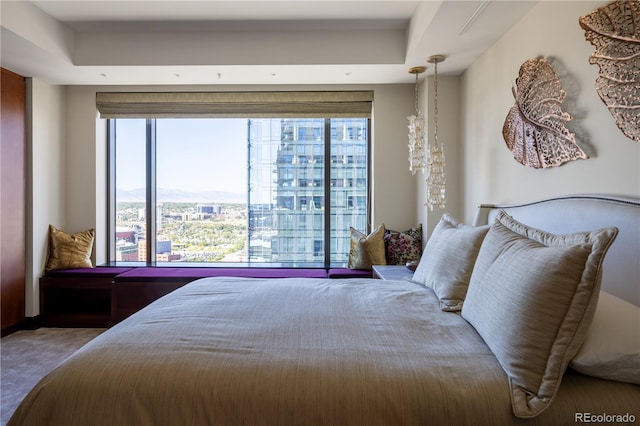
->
[348, 224, 386, 270]
[45, 225, 95, 271]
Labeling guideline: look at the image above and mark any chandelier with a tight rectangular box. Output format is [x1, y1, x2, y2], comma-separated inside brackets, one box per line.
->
[425, 55, 446, 211]
[407, 66, 427, 175]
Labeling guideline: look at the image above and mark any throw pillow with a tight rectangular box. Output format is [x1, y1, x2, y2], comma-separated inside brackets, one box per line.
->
[412, 214, 489, 311]
[348, 224, 386, 270]
[383, 224, 422, 265]
[570, 291, 640, 385]
[45, 225, 95, 272]
[461, 211, 618, 418]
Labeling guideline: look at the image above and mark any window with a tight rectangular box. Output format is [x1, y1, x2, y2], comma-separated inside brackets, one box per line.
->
[110, 117, 370, 266]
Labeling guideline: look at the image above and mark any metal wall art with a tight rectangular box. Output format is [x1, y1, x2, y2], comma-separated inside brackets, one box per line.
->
[579, 0, 639, 142]
[502, 58, 588, 168]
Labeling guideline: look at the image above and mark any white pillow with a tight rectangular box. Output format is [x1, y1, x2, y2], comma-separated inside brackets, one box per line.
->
[571, 291, 640, 385]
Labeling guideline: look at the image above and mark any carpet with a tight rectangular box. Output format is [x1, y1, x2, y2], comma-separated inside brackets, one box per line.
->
[0, 328, 105, 426]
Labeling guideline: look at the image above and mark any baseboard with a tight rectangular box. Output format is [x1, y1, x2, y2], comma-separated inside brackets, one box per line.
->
[1, 315, 41, 337]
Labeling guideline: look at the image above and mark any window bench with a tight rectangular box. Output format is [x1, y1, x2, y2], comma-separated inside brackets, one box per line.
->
[40, 266, 375, 327]
[40, 267, 133, 328]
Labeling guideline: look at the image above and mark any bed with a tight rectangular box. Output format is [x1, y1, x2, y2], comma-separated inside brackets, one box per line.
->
[9, 194, 640, 425]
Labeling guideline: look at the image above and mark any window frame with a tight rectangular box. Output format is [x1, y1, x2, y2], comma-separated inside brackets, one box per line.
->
[107, 117, 371, 268]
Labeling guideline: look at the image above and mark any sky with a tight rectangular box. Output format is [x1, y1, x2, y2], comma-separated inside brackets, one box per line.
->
[115, 118, 248, 194]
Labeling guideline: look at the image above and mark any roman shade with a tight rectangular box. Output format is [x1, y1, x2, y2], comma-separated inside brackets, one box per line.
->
[96, 91, 373, 118]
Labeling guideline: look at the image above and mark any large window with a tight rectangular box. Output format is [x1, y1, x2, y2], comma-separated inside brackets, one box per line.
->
[110, 117, 370, 266]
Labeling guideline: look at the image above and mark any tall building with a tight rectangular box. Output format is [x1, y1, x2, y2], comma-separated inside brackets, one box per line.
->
[197, 204, 222, 217]
[248, 118, 368, 264]
[327, 119, 368, 263]
[137, 239, 178, 262]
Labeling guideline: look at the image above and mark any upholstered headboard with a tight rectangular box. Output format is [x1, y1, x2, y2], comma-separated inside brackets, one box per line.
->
[474, 195, 640, 307]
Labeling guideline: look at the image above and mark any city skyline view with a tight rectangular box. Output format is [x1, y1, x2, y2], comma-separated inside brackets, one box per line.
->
[113, 117, 369, 264]
[116, 187, 245, 203]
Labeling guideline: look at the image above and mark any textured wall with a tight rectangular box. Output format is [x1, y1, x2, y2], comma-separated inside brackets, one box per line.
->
[459, 1, 640, 223]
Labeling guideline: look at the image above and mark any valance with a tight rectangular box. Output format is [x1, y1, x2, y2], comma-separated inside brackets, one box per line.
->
[96, 91, 373, 118]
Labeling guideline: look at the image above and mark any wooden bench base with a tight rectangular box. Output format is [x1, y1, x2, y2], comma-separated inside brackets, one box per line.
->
[40, 268, 132, 327]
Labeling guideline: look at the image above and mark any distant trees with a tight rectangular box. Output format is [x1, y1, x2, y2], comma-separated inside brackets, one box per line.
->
[116, 202, 248, 262]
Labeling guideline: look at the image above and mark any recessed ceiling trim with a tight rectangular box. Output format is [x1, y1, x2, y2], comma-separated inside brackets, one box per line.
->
[458, 0, 492, 35]
[3, 0, 539, 85]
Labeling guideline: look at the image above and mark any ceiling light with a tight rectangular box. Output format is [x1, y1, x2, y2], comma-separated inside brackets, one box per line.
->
[407, 66, 427, 175]
[425, 55, 446, 211]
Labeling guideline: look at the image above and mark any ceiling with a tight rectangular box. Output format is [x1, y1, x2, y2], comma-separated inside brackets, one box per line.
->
[0, 0, 538, 85]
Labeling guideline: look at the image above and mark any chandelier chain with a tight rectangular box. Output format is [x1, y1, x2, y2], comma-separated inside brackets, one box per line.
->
[433, 60, 438, 145]
[414, 72, 420, 112]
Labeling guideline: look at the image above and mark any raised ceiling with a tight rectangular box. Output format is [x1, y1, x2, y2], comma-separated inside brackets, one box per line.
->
[1, 1, 537, 85]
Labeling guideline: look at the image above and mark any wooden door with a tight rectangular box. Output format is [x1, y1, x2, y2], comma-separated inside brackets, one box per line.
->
[1, 68, 26, 331]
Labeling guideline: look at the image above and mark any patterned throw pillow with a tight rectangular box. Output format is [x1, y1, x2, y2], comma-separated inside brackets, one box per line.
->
[384, 224, 422, 265]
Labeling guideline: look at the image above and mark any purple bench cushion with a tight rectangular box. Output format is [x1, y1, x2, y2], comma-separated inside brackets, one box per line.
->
[113, 267, 328, 281]
[328, 268, 373, 279]
[44, 267, 133, 278]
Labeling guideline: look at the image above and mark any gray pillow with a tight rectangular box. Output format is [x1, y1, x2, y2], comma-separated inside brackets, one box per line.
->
[461, 211, 618, 419]
[412, 214, 489, 311]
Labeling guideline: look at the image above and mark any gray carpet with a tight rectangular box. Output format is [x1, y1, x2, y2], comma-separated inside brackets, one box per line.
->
[1, 327, 105, 426]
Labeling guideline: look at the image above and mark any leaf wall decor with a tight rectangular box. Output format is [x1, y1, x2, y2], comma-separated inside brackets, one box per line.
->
[502, 58, 588, 169]
[579, 0, 640, 142]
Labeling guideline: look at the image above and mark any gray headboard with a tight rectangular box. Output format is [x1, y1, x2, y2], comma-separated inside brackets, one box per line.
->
[473, 194, 640, 307]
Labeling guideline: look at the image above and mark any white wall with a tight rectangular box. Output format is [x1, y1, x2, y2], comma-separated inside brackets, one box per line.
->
[460, 1, 640, 224]
[416, 75, 461, 239]
[65, 87, 102, 259]
[370, 84, 418, 231]
[26, 79, 65, 316]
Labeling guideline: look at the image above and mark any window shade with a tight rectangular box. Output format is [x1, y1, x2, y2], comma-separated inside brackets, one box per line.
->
[96, 91, 373, 118]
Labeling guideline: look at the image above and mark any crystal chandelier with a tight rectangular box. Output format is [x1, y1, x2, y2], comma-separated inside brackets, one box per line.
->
[425, 55, 446, 211]
[407, 66, 427, 175]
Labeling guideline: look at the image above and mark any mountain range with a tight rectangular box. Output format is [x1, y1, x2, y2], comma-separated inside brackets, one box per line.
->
[117, 188, 245, 203]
